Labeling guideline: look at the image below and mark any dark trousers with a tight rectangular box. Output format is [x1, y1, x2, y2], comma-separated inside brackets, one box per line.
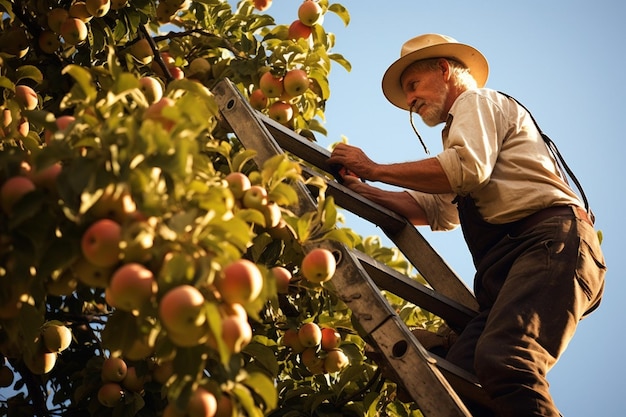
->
[447, 208, 605, 416]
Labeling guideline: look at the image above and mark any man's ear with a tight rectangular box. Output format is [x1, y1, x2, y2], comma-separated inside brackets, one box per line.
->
[438, 58, 451, 80]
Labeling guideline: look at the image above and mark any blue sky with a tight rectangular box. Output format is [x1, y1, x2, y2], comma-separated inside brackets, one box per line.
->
[265, 1, 625, 415]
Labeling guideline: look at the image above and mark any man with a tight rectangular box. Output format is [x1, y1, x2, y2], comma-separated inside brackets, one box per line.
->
[327, 34, 606, 416]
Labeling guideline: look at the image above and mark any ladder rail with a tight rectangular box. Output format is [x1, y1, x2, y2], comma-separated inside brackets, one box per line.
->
[212, 78, 475, 417]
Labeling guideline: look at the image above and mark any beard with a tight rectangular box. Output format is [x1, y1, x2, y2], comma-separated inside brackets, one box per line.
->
[419, 83, 449, 127]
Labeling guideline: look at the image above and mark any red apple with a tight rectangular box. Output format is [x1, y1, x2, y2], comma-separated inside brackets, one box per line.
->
[282, 328, 304, 353]
[283, 69, 310, 97]
[225, 172, 251, 199]
[144, 97, 176, 130]
[253, 0, 272, 11]
[85, 0, 111, 17]
[47, 8, 69, 34]
[159, 285, 206, 332]
[60, 17, 88, 45]
[298, 322, 322, 348]
[81, 219, 122, 268]
[97, 382, 123, 407]
[107, 263, 157, 312]
[38, 30, 61, 54]
[216, 259, 263, 305]
[221, 314, 252, 354]
[101, 356, 128, 382]
[259, 72, 283, 98]
[320, 327, 341, 351]
[298, 0, 323, 26]
[288, 20, 312, 40]
[300, 347, 324, 374]
[324, 348, 349, 373]
[14, 85, 38, 111]
[268, 101, 293, 124]
[271, 266, 291, 294]
[187, 387, 217, 417]
[249, 89, 268, 110]
[301, 248, 336, 284]
[1, 176, 35, 215]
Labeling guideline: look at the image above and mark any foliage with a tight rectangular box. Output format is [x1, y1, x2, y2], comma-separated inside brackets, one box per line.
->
[0, 1, 438, 416]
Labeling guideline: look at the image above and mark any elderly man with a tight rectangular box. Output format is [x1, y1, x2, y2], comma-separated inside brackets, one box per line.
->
[328, 34, 605, 416]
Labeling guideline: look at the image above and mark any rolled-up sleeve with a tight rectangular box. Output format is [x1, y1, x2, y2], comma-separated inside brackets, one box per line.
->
[405, 190, 459, 231]
[435, 92, 505, 196]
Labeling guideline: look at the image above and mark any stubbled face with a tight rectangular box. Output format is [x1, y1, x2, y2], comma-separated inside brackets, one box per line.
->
[400, 64, 449, 127]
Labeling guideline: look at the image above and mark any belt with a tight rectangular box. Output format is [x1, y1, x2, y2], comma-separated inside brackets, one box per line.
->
[510, 205, 593, 236]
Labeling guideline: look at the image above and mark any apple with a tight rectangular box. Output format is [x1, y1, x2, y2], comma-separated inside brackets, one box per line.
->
[81, 219, 122, 268]
[300, 347, 324, 374]
[156, 1, 177, 23]
[215, 394, 234, 417]
[283, 69, 310, 97]
[298, 322, 322, 348]
[320, 327, 341, 351]
[288, 20, 312, 40]
[169, 66, 185, 80]
[187, 57, 212, 81]
[248, 89, 268, 111]
[139, 76, 164, 104]
[225, 172, 251, 199]
[298, 0, 323, 26]
[270, 266, 291, 294]
[282, 328, 304, 353]
[72, 256, 114, 287]
[97, 382, 124, 407]
[42, 324, 72, 353]
[60, 17, 88, 45]
[324, 349, 349, 373]
[38, 30, 61, 54]
[69, 2, 93, 22]
[242, 185, 268, 209]
[0, 365, 14, 388]
[268, 101, 293, 124]
[121, 366, 145, 392]
[1, 176, 35, 215]
[129, 38, 154, 65]
[30, 162, 62, 193]
[86, 0, 111, 17]
[253, 0, 272, 11]
[301, 248, 336, 284]
[159, 284, 207, 331]
[216, 259, 263, 305]
[151, 360, 174, 384]
[24, 348, 57, 375]
[221, 314, 252, 354]
[45, 115, 76, 144]
[47, 8, 69, 34]
[14, 85, 38, 111]
[261, 202, 281, 228]
[144, 97, 176, 130]
[107, 263, 157, 313]
[187, 387, 217, 417]
[101, 356, 128, 382]
[259, 72, 283, 98]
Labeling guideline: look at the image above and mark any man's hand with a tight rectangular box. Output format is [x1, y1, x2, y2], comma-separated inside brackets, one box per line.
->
[328, 143, 378, 181]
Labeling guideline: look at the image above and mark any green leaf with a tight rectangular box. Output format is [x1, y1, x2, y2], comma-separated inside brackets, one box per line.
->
[62, 65, 97, 101]
[242, 372, 278, 410]
[328, 3, 351, 26]
[15, 65, 44, 85]
[329, 53, 352, 72]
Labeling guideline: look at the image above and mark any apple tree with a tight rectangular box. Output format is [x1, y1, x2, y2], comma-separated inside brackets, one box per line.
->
[0, 1, 441, 416]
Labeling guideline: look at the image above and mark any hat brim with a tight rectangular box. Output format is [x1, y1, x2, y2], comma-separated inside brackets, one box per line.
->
[381, 43, 489, 110]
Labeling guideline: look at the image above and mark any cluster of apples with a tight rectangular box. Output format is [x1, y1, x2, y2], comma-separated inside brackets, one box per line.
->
[282, 322, 349, 375]
[38, 0, 129, 53]
[248, 0, 324, 124]
[97, 356, 151, 407]
[0, 84, 38, 141]
[22, 321, 73, 375]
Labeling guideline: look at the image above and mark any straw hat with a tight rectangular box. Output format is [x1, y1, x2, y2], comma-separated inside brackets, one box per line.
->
[381, 34, 489, 110]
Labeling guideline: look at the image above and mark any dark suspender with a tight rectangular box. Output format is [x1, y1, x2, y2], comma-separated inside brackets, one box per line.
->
[498, 92, 592, 217]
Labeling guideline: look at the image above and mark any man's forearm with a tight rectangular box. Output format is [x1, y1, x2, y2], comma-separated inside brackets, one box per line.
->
[371, 157, 453, 194]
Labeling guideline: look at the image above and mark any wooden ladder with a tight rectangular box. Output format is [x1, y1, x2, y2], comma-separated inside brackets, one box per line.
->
[212, 78, 491, 416]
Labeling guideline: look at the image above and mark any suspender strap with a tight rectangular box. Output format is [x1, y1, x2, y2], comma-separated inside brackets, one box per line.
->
[498, 91, 592, 216]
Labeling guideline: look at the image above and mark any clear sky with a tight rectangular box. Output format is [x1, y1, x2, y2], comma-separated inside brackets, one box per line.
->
[264, 1, 624, 415]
